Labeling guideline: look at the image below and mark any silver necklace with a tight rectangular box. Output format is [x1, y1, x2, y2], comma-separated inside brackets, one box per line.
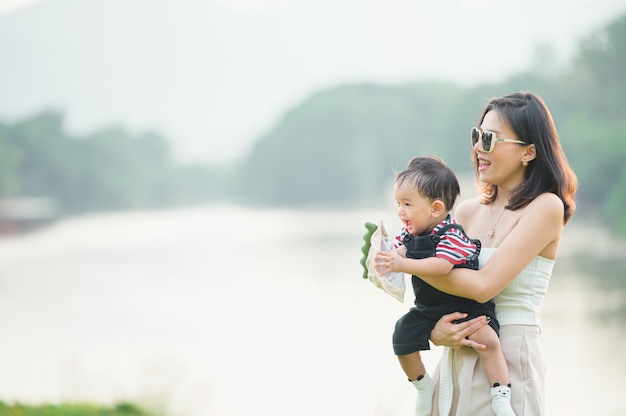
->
[487, 204, 507, 238]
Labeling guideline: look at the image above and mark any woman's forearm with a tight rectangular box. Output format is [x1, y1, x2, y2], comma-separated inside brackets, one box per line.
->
[419, 251, 527, 303]
[418, 267, 488, 301]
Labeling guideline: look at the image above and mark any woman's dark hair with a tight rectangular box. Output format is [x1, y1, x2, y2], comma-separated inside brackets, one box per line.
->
[473, 91, 577, 223]
[397, 155, 460, 211]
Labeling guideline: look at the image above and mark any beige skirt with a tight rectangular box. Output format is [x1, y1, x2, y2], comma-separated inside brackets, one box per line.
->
[431, 325, 546, 416]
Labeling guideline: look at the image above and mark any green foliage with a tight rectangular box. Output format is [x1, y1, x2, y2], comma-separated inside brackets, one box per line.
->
[604, 152, 626, 235]
[238, 82, 473, 206]
[61, 127, 172, 212]
[0, 112, 234, 214]
[171, 161, 239, 204]
[0, 123, 20, 194]
[555, 13, 626, 230]
[0, 112, 176, 213]
[559, 118, 626, 208]
[570, 13, 626, 121]
[0, 401, 156, 416]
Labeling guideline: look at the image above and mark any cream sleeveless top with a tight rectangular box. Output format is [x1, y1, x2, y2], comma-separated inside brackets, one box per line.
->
[482, 247, 555, 326]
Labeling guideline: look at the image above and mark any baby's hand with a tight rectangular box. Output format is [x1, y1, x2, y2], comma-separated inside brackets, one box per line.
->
[374, 250, 404, 275]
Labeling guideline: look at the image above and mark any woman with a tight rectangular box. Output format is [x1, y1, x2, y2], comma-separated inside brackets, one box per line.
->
[418, 91, 577, 415]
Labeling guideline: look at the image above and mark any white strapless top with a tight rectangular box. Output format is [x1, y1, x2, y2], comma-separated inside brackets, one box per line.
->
[479, 248, 555, 326]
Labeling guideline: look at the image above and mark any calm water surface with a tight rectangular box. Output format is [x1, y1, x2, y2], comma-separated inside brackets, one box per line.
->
[0, 206, 624, 415]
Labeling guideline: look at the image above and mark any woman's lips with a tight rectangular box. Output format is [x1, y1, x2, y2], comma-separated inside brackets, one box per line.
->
[478, 158, 491, 171]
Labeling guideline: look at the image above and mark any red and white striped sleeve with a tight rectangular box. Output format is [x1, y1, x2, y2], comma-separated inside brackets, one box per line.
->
[435, 228, 478, 265]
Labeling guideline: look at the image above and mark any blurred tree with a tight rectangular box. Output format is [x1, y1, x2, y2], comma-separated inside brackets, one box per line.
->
[238, 82, 470, 206]
[8, 112, 72, 200]
[572, 13, 626, 120]
[0, 123, 20, 196]
[0, 112, 177, 214]
[560, 13, 626, 232]
[72, 127, 173, 212]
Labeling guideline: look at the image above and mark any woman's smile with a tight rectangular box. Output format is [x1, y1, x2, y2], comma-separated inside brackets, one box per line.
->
[478, 157, 491, 171]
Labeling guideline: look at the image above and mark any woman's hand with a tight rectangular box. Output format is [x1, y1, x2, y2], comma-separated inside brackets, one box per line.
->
[430, 312, 490, 350]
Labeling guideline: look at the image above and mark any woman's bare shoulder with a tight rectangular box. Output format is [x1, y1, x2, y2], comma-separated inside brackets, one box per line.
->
[526, 192, 564, 218]
[454, 197, 482, 224]
[514, 193, 565, 259]
[455, 197, 481, 213]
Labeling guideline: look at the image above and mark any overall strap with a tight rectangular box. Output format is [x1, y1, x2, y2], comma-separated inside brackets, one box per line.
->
[433, 223, 467, 240]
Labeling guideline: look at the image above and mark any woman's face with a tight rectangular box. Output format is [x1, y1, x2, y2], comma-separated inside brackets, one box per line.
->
[474, 110, 529, 189]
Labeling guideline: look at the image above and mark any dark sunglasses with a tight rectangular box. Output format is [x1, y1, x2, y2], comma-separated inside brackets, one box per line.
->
[470, 127, 528, 153]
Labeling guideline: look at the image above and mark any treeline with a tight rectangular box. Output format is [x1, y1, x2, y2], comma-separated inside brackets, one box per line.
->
[0, 113, 235, 214]
[1, 13, 625, 233]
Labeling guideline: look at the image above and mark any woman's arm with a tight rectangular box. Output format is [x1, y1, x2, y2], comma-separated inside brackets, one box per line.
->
[419, 193, 565, 303]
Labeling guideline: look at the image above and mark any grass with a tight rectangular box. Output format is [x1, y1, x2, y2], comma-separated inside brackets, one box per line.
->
[0, 401, 160, 416]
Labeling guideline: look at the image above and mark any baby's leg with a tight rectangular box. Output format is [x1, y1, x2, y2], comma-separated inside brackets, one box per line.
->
[469, 326, 516, 416]
[398, 350, 427, 381]
[469, 325, 509, 386]
[398, 352, 434, 416]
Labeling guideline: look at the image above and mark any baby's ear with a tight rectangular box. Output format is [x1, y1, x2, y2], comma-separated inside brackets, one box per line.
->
[431, 200, 446, 216]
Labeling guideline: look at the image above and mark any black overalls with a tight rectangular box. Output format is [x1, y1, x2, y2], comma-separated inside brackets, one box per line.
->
[392, 224, 499, 356]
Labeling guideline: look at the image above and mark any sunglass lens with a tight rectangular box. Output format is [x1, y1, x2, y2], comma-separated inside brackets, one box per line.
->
[471, 128, 480, 146]
[482, 131, 493, 152]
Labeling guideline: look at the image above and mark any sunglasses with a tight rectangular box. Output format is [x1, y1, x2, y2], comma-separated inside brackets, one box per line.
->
[470, 127, 528, 153]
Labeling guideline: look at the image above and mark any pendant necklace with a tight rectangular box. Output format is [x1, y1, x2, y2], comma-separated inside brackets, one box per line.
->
[487, 204, 508, 238]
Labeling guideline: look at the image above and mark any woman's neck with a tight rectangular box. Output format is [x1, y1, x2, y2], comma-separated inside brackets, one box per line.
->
[493, 184, 517, 207]
[493, 174, 524, 205]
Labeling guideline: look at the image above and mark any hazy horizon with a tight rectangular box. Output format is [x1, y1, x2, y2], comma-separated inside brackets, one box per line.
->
[2, 0, 626, 163]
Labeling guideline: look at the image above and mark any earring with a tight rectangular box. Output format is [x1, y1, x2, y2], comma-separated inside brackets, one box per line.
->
[522, 160, 528, 167]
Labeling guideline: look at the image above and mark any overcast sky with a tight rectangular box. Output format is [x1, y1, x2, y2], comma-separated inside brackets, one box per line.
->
[1, 0, 626, 162]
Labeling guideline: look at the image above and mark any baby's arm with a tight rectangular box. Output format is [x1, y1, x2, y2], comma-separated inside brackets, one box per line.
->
[375, 250, 453, 276]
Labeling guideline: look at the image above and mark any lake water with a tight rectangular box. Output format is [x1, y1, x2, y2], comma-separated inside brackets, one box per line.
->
[0, 206, 624, 415]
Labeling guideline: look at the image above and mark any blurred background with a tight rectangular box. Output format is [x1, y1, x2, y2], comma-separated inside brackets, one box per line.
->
[0, 0, 625, 415]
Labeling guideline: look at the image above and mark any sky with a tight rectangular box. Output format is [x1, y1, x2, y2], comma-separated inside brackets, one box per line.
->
[1, 0, 626, 163]
[0, 0, 45, 14]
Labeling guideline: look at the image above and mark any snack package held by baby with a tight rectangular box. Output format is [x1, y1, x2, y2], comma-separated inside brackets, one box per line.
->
[363, 219, 406, 302]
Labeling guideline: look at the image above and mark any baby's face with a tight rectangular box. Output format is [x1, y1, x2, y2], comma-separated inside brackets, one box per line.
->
[394, 182, 437, 235]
